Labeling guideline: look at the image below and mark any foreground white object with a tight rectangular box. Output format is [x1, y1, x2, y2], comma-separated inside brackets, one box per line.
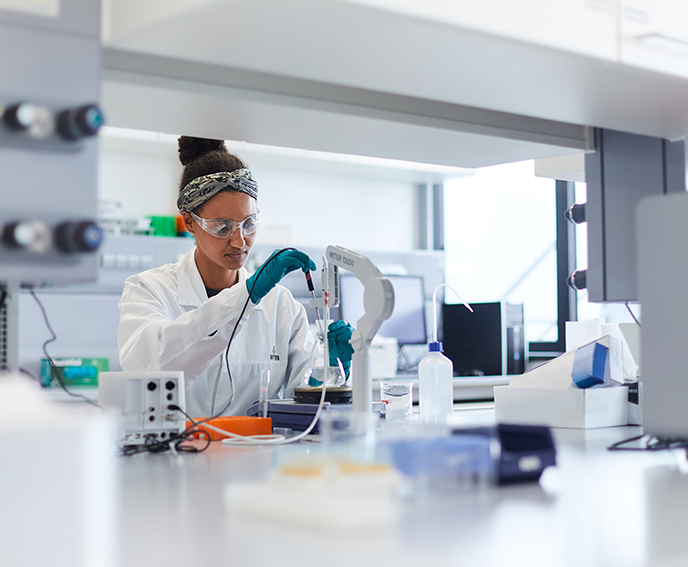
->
[225, 457, 401, 530]
[0, 374, 117, 567]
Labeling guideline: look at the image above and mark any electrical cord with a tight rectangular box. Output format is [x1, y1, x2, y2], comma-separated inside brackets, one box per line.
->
[607, 433, 688, 451]
[19, 366, 39, 383]
[120, 426, 212, 456]
[180, 248, 331, 445]
[625, 302, 641, 327]
[210, 247, 297, 419]
[30, 289, 103, 410]
[171, 367, 328, 447]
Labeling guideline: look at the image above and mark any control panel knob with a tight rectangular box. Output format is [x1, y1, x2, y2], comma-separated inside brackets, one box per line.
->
[565, 203, 586, 225]
[56, 104, 104, 141]
[55, 221, 103, 253]
[3, 220, 51, 253]
[3, 102, 54, 139]
[567, 269, 587, 291]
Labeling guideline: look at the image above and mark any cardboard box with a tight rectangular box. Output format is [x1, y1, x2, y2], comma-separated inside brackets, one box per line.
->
[494, 385, 629, 429]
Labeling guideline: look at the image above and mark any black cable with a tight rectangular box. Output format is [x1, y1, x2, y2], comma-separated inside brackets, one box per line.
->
[30, 289, 103, 409]
[608, 433, 688, 451]
[211, 247, 297, 420]
[0, 289, 7, 311]
[120, 409, 212, 457]
[625, 302, 641, 327]
[120, 428, 212, 457]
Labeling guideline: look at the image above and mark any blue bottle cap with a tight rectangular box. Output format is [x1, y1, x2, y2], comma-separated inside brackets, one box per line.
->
[429, 341, 443, 352]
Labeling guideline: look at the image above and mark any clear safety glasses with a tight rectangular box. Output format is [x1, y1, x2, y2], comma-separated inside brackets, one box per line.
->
[189, 209, 261, 239]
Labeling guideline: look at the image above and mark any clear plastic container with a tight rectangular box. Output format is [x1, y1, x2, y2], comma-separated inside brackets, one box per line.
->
[418, 341, 454, 424]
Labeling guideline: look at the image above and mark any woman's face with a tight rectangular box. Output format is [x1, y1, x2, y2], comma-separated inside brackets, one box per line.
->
[182, 191, 258, 275]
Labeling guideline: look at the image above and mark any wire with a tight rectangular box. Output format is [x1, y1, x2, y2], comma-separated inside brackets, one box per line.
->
[224, 375, 328, 445]
[169, 404, 288, 445]
[121, 406, 217, 456]
[607, 433, 688, 451]
[184, 248, 331, 445]
[29, 287, 204, 457]
[625, 302, 641, 327]
[19, 366, 39, 382]
[120, 427, 212, 456]
[209, 247, 297, 418]
[30, 289, 103, 410]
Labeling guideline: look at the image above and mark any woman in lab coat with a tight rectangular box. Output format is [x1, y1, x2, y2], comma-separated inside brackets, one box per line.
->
[117, 136, 353, 417]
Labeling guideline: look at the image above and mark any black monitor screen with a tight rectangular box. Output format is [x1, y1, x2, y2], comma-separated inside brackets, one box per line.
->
[443, 302, 503, 377]
[339, 274, 426, 345]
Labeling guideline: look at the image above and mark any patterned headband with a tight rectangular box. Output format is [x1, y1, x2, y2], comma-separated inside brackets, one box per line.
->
[176, 169, 258, 212]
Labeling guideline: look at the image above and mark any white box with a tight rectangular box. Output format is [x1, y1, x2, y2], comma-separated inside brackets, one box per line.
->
[494, 385, 629, 429]
[370, 336, 399, 378]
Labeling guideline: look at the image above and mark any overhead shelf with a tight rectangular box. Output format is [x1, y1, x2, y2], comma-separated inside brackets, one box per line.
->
[101, 0, 688, 167]
[101, 47, 591, 168]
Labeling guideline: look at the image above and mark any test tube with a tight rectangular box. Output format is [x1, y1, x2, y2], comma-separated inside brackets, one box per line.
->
[259, 370, 271, 418]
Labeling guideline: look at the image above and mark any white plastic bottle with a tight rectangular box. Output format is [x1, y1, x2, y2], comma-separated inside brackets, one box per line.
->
[418, 341, 454, 424]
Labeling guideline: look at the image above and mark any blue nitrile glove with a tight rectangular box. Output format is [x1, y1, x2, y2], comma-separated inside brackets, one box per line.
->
[328, 320, 355, 378]
[246, 249, 317, 304]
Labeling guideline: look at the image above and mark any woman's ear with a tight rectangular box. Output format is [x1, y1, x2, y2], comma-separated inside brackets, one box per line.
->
[181, 211, 195, 235]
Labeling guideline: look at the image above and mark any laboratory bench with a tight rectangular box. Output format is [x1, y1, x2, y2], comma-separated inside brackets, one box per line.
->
[39, 375, 512, 405]
[114, 405, 688, 567]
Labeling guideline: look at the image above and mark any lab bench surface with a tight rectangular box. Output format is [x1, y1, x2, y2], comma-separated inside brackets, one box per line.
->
[39, 375, 511, 405]
[116, 410, 688, 567]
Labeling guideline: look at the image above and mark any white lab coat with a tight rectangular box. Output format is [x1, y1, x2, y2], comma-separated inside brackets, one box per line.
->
[117, 248, 316, 417]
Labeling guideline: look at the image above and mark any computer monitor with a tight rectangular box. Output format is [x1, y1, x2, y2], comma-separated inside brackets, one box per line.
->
[442, 302, 525, 377]
[338, 274, 427, 345]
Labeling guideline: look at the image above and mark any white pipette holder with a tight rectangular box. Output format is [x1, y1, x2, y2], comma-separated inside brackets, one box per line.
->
[312, 246, 395, 415]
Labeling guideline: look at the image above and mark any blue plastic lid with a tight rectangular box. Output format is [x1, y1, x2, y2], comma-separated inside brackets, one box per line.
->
[429, 341, 443, 352]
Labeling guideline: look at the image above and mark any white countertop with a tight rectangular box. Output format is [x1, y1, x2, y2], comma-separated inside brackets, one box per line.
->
[114, 406, 688, 567]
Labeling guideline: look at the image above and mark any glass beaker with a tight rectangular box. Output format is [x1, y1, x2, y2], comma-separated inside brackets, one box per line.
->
[380, 382, 413, 422]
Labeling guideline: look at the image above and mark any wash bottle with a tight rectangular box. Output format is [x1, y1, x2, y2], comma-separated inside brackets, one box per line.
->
[419, 284, 472, 424]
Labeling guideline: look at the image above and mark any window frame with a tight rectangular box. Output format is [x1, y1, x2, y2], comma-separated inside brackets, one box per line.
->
[527, 180, 577, 361]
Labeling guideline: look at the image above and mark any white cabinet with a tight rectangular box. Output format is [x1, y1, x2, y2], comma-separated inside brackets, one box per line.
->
[337, 0, 618, 61]
[620, 0, 688, 79]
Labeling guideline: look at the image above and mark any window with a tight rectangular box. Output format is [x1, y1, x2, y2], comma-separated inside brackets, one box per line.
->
[444, 160, 561, 352]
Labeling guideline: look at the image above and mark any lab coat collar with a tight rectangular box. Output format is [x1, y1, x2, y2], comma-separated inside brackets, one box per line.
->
[177, 247, 251, 308]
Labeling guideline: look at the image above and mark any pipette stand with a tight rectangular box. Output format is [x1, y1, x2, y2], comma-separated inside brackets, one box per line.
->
[319, 245, 395, 415]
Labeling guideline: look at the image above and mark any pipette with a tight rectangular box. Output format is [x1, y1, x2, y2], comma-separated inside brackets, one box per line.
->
[305, 270, 321, 324]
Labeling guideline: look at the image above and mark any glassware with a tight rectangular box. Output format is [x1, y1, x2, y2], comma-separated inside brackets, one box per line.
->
[380, 382, 413, 422]
[303, 364, 347, 387]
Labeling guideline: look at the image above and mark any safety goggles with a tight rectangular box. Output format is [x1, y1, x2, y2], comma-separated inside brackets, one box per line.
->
[188, 209, 261, 239]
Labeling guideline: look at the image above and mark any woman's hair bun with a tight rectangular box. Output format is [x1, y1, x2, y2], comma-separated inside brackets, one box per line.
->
[178, 136, 227, 166]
